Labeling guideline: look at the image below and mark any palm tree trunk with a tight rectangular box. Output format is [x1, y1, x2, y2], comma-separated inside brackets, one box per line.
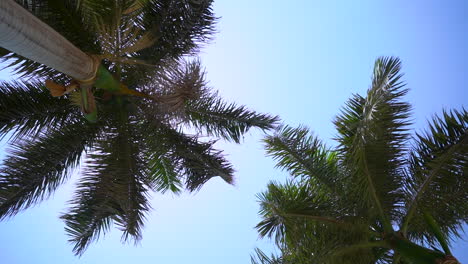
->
[0, 0, 96, 80]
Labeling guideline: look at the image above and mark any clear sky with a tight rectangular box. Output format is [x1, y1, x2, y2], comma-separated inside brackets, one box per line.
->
[1, 0, 468, 263]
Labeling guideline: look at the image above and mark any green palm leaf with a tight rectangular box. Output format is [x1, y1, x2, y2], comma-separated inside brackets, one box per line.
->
[0, 120, 100, 219]
[334, 56, 411, 231]
[263, 125, 340, 190]
[186, 91, 280, 143]
[143, 119, 234, 191]
[402, 109, 468, 245]
[146, 153, 182, 194]
[256, 181, 379, 264]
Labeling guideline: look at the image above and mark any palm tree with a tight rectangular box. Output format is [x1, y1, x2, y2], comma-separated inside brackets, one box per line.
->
[0, 0, 279, 255]
[254, 57, 467, 264]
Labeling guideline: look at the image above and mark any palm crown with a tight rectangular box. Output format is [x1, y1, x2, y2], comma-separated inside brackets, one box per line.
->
[254, 57, 467, 264]
[0, 0, 279, 255]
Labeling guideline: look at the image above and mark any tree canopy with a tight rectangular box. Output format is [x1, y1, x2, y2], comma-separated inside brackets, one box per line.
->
[253, 57, 467, 264]
[0, 0, 279, 255]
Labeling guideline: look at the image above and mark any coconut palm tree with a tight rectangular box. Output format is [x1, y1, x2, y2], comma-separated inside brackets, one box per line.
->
[254, 57, 467, 264]
[0, 0, 279, 255]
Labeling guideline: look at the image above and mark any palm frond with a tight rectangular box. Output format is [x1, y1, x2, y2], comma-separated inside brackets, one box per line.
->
[136, 117, 183, 194]
[186, 91, 280, 143]
[0, 80, 81, 141]
[251, 248, 284, 264]
[168, 133, 234, 191]
[256, 181, 367, 242]
[135, 0, 217, 63]
[62, 124, 151, 255]
[0, 120, 100, 219]
[0, 48, 65, 80]
[114, 115, 152, 243]
[136, 98, 235, 191]
[334, 56, 411, 230]
[146, 153, 182, 194]
[263, 125, 340, 190]
[142, 59, 206, 111]
[143, 119, 234, 191]
[61, 170, 115, 256]
[256, 181, 378, 264]
[401, 109, 468, 244]
[256, 182, 295, 244]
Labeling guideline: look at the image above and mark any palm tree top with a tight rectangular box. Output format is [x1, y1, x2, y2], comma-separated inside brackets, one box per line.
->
[0, 0, 280, 256]
[255, 56, 467, 263]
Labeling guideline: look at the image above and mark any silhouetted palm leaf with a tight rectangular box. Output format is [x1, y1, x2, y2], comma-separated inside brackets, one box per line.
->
[0, 81, 81, 141]
[0, 121, 101, 219]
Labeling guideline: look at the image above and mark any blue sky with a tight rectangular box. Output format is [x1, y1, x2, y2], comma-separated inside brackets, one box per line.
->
[1, 0, 467, 263]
